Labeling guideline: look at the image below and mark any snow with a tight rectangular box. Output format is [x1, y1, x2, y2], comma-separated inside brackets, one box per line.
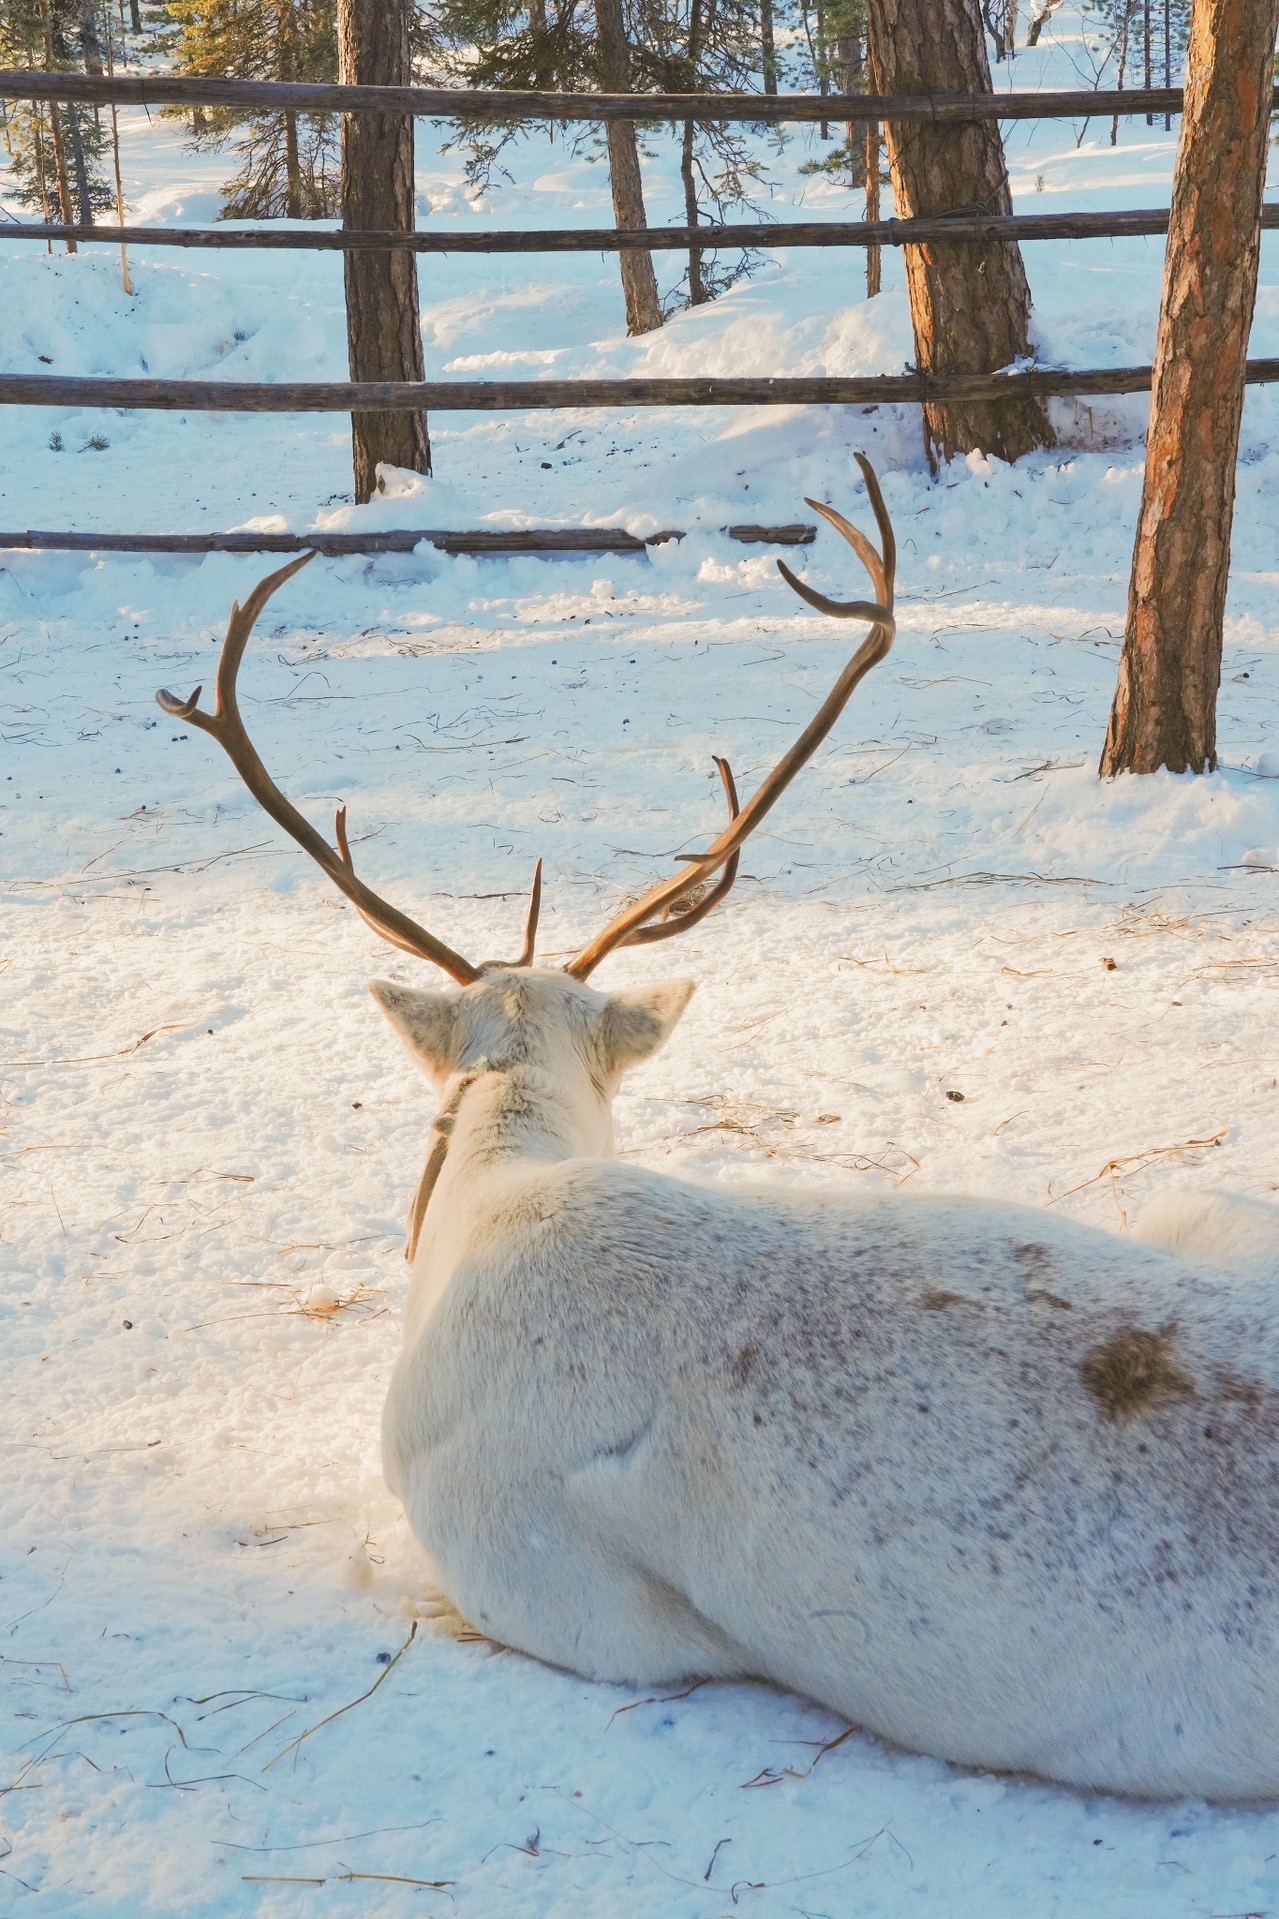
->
[3, 13, 1279, 1914]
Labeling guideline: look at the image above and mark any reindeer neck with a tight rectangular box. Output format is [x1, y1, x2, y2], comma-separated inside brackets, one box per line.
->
[406, 1062, 604, 1261]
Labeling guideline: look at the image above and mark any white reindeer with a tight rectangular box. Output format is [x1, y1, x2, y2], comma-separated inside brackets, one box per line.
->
[159, 461, 1279, 1801]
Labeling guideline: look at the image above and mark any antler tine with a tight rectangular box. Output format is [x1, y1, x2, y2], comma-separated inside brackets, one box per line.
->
[624, 757, 741, 947]
[512, 858, 544, 968]
[333, 805, 451, 961]
[215, 551, 316, 719]
[157, 558, 480, 986]
[565, 457, 895, 982]
[775, 453, 898, 622]
[475, 857, 544, 971]
[855, 448, 896, 597]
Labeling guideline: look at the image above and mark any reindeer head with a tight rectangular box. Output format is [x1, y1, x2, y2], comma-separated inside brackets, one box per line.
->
[373, 963, 693, 1134]
[156, 455, 895, 1068]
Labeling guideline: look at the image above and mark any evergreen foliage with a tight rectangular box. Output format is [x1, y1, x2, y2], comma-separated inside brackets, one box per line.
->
[424, 0, 770, 310]
[0, 0, 113, 222]
[796, 0, 869, 187]
[164, 0, 340, 219]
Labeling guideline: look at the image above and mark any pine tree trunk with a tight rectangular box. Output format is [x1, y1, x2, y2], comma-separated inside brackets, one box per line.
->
[864, 0, 1053, 468]
[64, 104, 93, 224]
[681, 118, 707, 303]
[284, 110, 302, 218]
[338, 0, 429, 502]
[76, 0, 103, 75]
[1143, 0, 1153, 122]
[129, 0, 141, 32]
[865, 119, 881, 297]
[48, 107, 77, 247]
[1110, 3, 1131, 146]
[529, 0, 552, 87]
[760, 0, 777, 94]
[281, 0, 303, 220]
[596, 0, 662, 335]
[41, 12, 77, 250]
[34, 103, 55, 255]
[837, 32, 865, 189]
[1099, 0, 1279, 778]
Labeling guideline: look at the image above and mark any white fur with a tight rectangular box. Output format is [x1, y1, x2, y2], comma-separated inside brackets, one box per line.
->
[376, 967, 1279, 1801]
[1134, 1188, 1279, 1274]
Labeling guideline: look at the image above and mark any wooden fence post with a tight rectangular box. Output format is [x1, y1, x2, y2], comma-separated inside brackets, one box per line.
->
[338, 0, 429, 503]
[1100, 0, 1279, 776]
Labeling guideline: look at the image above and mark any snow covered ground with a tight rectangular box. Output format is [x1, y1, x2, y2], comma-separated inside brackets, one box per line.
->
[3, 14, 1279, 1916]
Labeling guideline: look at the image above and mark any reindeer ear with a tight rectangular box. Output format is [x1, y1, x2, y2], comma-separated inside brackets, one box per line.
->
[370, 980, 460, 1079]
[598, 978, 695, 1077]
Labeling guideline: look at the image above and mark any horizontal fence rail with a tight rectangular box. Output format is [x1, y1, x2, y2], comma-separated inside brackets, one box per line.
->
[7, 365, 1279, 412]
[0, 524, 816, 555]
[0, 69, 1208, 124]
[12, 207, 1278, 254]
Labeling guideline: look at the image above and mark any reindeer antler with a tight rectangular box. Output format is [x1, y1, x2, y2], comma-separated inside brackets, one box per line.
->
[159, 458, 894, 984]
[156, 550, 534, 984]
[564, 454, 896, 979]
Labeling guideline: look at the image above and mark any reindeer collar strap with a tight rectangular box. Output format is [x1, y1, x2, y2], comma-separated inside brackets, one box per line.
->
[156, 455, 895, 990]
[404, 1058, 500, 1263]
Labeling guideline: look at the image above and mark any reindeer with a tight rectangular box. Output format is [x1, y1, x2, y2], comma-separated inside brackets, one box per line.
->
[157, 459, 1279, 1801]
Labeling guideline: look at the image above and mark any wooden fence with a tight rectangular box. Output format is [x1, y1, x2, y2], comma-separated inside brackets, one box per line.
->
[0, 69, 1265, 558]
[9, 206, 1279, 256]
[0, 70, 1213, 123]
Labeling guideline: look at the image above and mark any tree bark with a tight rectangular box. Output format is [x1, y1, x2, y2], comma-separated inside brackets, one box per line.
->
[338, 0, 429, 502]
[837, 31, 866, 189]
[865, 119, 881, 296]
[680, 117, 708, 303]
[1110, 1, 1132, 146]
[66, 103, 94, 225]
[76, 0, 103, 75]
[281, 0, 303, 221]
[864, 0, 1054, 467]
[528, 0, 553, 88]
[1099, 0, 1279, 778]
[596, 0, 662, 333]
[760, 0, 777, 94]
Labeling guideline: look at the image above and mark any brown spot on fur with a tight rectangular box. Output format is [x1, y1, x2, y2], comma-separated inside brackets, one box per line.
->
[1080, 1325, 1197, 1422]
[730, 1344, 760, 1387]
[1014, 1242, 1073, 1310]
[922, 1289, 982, 1312]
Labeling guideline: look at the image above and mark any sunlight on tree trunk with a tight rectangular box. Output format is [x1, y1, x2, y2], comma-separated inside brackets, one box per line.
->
[338, 0, 430, 501]
[597, 0, 663, 334]
[1099, 0, 1279, 776]
[865, 119, 881, 297]
[864, 0, 1053, 468]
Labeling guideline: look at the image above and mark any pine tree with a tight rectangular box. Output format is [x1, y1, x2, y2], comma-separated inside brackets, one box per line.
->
[797, 0, 868, 188]
[631, 0, 766, 307]
[1, 0, 113, 231]
[427, 0, 770, 319]
[165, 0, 340, 219]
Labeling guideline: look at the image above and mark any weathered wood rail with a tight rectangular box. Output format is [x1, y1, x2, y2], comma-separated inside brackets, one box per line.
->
[3, 67, 1254, 557]
[11, 207, 1278, 254]
[6, 364, 1279, 412]
[0, 524, 817, 555]
[0, 69, 1212, 123]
